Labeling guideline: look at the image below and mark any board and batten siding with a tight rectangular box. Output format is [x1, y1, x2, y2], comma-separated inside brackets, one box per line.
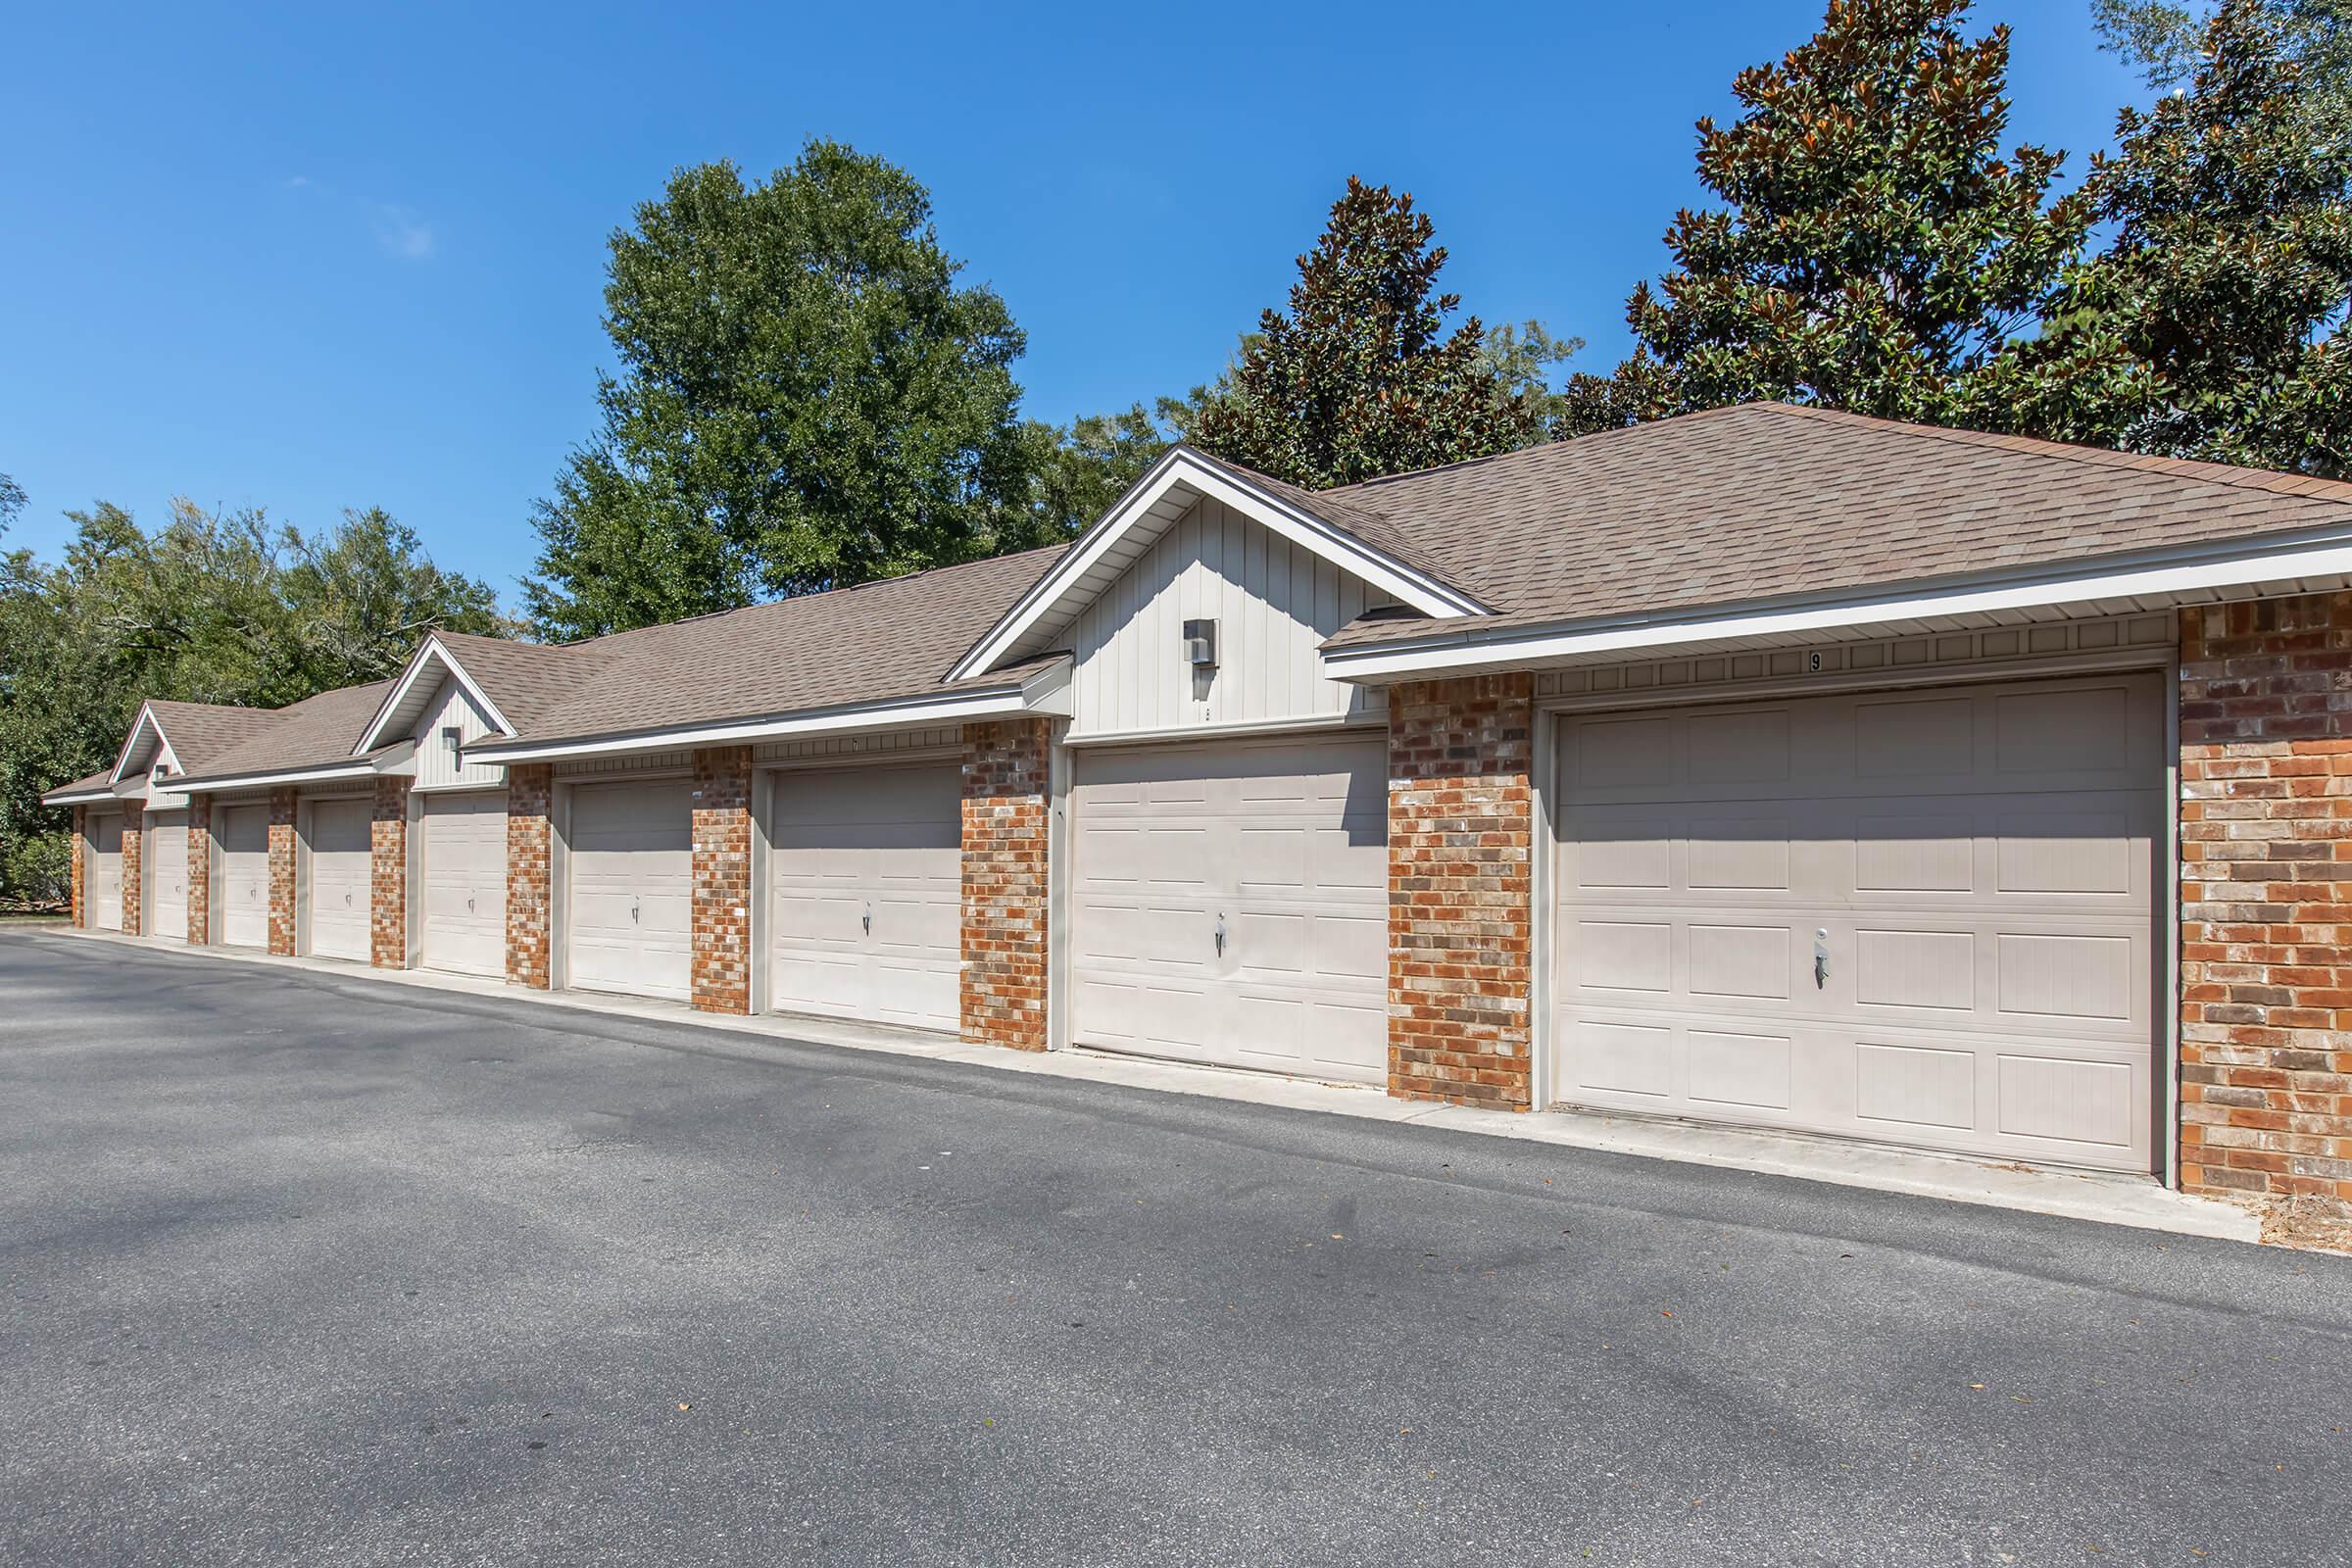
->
[1064, 498, 1387, 739]
[411, 676, 508, 793]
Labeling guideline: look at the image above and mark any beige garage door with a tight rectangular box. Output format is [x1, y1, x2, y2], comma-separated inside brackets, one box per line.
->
[419, 791, 507, 977]
[567, 778, 692, 1003]
[87, 812, 123, 931]
[769, 762, 960, 1032]
[220, 804, 270, 949]
[1071, 734, 1388, 1083]
[1553, 673, 2161, 1173]
[307, 798, 372, 962]
[149, 808, 188, 941]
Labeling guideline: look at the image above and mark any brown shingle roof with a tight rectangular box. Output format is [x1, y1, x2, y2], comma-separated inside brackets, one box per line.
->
[138, 701, 285, 774]
[173, 681, 397, 785]
[1316, 403, 2352, 648]
[489, 546, 1064, 747]
[42, 768, 117, 803]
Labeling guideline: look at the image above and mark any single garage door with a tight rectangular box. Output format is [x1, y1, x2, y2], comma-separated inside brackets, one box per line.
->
[149, 808, 188, 941]
[1553, 673, 2161, 1173]
[769, 762, 960, 1032]
[1070, 734, 1388, 1082]
[567, 778, 692, 1002]
[307, 797, 373, 962]
[220, 804, 270, 949]
[419, 791, 507, 977]
[87, 811, 123, 931]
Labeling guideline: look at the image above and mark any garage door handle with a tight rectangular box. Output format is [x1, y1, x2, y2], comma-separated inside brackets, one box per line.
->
[1813, 929, 1830, 990]
[1214, 913, 1226, 956]
[466, 896, 475, 913]
[344, 892, 353, 906]
[862, 902, 872, 936]
[631, 899, 641, 923]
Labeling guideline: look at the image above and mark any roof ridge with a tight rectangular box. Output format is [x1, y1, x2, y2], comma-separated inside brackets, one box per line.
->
[1331, 402, 1766, 497]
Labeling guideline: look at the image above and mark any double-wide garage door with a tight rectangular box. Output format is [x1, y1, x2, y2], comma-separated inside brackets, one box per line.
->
[307, 798, 372, 962]
[1554, 674, 2161, 1172]
[1070, 734, 1388, 1083]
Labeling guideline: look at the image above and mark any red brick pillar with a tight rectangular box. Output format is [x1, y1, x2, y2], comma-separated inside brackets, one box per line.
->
[120, 801, 146, 936]
[70, 806, 86, 928]
[370, 777, 411, 968]
[1387, 674, 1537, 1110]
[187, 798, 212, 945]
[506, 765, 553, 988]
[961, 717, 1052, 1051]
[267, 788, 297, 956]
[2180, 593, 2352, 1207]
[691, 746, 755, 1014]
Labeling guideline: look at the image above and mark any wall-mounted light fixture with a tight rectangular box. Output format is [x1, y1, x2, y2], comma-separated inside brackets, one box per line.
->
[441, 725, 464, 758]
[1182, 617, 1218, 668]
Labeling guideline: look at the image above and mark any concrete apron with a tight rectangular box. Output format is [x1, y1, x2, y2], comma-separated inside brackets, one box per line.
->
[34, 925, 2259, 1246]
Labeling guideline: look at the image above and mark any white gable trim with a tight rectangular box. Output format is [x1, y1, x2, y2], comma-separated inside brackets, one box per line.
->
[948, 448, 1483, 683]
[110, 703, 181, 785]
[354, 637, 515, 756]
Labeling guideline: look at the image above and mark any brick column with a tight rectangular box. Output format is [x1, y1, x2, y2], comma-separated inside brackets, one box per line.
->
[268, 788, 298, 956]
[2180, 593, 2352, 1208]
[187, 798, 212, 945]
[1388, 674, 1536, 1110]
[961, 717, 1052, 1051]
[71, 806, 86, 928]
[506, 765, 553, 988]
[121, 808, 145, 930]
[120, 801, 145, 936]
[691, 746, 755, 1014]
[370, 777, 411, 968]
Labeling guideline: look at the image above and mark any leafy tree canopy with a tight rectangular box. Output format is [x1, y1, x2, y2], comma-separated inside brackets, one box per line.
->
[1188, 177, 1558, 487]
[1995, 0, 2352, 471]
[524, 144, 1033, 640]
[0, 500, 502, 903]
[1564, 0, 2092, 431]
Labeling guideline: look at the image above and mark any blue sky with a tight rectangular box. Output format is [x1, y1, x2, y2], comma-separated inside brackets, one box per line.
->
[0, 0, 2149, 601]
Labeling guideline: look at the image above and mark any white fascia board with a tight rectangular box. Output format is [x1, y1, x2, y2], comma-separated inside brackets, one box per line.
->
[109, 704, 168, 785]
[352, 637, 516, 756]
[176, 760, 380, 793]
[947, 450, 1483, 684]
[1322, 529, 2352, 683]
[464, 675, 1057, 765]
[42, 784, 118, 807]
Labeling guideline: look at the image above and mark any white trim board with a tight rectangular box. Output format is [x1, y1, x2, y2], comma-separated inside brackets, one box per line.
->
[1322, 528, 2352, 682]
[353, 637, 516, 757]
[467, 664, 1069, 765]
[949, 448, 1486, 683]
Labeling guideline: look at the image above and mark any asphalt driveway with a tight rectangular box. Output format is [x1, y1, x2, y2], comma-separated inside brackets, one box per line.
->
[3, 933, 2348, 1567]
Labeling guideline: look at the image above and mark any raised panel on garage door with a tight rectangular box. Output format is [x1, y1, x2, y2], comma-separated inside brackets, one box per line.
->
[420, 792, 508, 977]
[148, 809, 188, 941]
[220, 804, 270, 949]
[769, 762, 960, 1031]
[1071, 734, 1388, 1083]
[567, 779, 692, 1002]
[1553, 673, 2161, 1173]
[307, 798, 372, 962]
[87, 812, 123, 931]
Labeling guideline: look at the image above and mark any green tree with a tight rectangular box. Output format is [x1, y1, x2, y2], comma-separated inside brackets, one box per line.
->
[1188, 177, 1553, 487]
[1004, 406, 1175, 547]
[1565, 0, 2092, 431]
[0, 500, 500, 906]
[1997, 0, 2352, 470]
[2095, 0, 2352, 128]
[524, 144, 1032, 640]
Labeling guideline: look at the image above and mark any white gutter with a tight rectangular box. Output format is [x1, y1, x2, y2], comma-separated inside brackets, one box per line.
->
[1322, 529, 2352, 682]
[464, 669, 1068, 765]
[41, 786, 118, 807]
[173, 741, 417, 795]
